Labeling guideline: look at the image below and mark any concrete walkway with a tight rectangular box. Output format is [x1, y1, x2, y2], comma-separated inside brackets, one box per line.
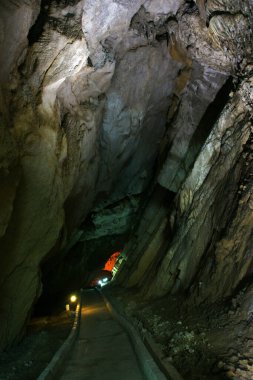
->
[60, 289, 145, 380]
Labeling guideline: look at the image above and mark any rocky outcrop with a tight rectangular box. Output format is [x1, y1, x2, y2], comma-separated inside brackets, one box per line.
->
[114, 0, 253, 305]
[116, 76, 253, 300]
[149, 78, 252, 300]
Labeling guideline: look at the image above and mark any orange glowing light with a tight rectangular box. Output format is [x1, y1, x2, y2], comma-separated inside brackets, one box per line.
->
[103, 251, 121, 272]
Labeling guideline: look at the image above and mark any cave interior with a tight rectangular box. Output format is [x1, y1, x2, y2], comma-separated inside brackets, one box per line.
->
[0, 0, 253, 379]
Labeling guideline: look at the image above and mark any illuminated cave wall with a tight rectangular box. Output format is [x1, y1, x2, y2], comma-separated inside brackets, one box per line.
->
[0, 0, 252, 350]
[104, 252, 121, 272]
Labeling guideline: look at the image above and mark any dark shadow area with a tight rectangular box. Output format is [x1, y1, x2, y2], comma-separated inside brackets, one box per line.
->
[33, 234, 126, 317]
[232, 273, 253, 297]
[27, 0, 51, 45]
[183, 76, 234, 175]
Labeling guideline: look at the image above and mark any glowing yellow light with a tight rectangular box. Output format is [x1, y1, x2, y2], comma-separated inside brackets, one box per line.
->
[66, 304, 70, 311]
[70, 295, 77, 303]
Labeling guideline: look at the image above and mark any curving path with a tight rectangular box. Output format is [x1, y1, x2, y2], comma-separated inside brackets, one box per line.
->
[60, 289, 145, 380]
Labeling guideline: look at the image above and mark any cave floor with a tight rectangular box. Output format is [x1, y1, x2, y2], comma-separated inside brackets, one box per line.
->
[106, 287, 253, 380]
[0, 312, 72, 380]
[1, 288, 253, 380]
[60, 289, 145, 380]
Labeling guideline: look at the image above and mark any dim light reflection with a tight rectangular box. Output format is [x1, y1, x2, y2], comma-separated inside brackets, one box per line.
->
[82, 305, 106, 315]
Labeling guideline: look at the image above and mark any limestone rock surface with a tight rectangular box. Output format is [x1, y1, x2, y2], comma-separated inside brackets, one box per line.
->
[0, 0, 253, 353]
[0, 0, 180, 349]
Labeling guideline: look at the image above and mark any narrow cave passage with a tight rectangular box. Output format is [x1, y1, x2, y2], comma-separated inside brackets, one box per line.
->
[0, 0, 253, 379]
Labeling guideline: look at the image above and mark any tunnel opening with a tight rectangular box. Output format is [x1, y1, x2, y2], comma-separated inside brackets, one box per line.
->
[89, 251, 122, 287]
[32, 241, 86, 317]
[32, 232, 126, 318]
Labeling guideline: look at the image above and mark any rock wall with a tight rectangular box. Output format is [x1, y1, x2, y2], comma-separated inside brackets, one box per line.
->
[114, 0, 253, 304]
[0, 0, 182, 350]
[116, 76, 253, 304]
[121, 78, 252, 302]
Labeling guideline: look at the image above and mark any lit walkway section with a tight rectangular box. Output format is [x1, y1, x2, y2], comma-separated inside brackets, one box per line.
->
[60, 289, 145, 380]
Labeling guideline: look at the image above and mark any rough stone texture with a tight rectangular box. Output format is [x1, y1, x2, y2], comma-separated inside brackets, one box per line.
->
[80, 196, 140, 241]
[1, 0, 253, 355]
[190, 79, 253, 304]
[115, 77, 253, 303]
[97, 42, 179, 202]
[0, 0, 41, 83]
[158, 64, 228, 192]
[115, 186, 173, 289]
[147, 79, 252, 299]
[82, 0, 143, 67]
[0, 0, 182, 350]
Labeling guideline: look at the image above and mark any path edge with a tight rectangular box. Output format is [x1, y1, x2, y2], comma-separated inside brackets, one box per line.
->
[36, 301, 81, 380]
[101, 289, 184, 380]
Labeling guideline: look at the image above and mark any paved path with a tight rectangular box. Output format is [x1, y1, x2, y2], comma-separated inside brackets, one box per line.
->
[60, 289, 145, 380]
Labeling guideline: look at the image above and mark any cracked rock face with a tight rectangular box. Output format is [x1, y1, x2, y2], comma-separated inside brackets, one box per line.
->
[0, 0, 252, 351]
[112, 1, 253, 308]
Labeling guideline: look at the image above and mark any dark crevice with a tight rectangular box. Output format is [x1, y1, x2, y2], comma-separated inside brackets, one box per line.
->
[130, 6, 178, 43]
[156, 32, 169, 43]
[232, 273, 253, 298]
[182, 1, 198, 15]
[87, 57, 93, 67]
[183, 76, 234, 175]
[27, 0, 50, 46]
[54, 0, 81, 5]
[27, 0, 83, 45]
